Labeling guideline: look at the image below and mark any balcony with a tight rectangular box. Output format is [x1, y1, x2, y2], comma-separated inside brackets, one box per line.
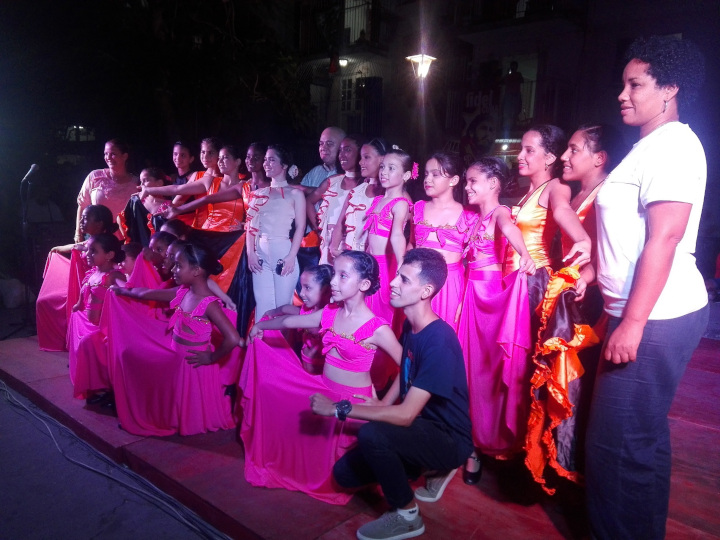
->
[457, 0, 588, 29]
[297, 0, 400, 58]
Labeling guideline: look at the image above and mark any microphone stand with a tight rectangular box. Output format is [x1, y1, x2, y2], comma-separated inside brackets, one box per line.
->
[1, 176, 37, 340]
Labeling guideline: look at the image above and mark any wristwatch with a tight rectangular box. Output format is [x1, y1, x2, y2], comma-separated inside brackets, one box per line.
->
[335, 399, 352, 421]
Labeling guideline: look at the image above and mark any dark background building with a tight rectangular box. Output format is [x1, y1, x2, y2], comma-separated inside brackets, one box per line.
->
[1, 0, 718, 285]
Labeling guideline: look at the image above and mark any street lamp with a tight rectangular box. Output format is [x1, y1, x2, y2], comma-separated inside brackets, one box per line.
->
[406, 54, 436, 78]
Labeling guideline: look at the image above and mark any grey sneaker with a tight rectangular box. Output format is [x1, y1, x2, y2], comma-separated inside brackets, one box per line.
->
[413, 468, 457, 502]
[356, 510, 425, 540]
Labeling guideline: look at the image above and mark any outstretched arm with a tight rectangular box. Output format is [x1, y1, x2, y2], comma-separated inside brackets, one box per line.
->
[169, 184, 244, 217]
[111, 285, 178, 302]
[310, 385, 430, 427]
[141, 174, 213, 199]
[247, 308, 323, 342]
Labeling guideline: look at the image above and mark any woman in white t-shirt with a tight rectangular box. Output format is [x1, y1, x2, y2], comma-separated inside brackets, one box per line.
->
[585, 36, 708, 540]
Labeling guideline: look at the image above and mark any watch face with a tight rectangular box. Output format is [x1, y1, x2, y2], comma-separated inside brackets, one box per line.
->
[336, 399, 352, 420]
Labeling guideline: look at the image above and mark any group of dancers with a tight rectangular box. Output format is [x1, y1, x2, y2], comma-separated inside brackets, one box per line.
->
[35, 34, 709, 540]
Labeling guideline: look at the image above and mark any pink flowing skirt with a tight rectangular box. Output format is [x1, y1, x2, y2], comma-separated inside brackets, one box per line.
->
[457, 267, 532, 455]
[36, 251, 87, 351]
[106, 289, 240, 437]
[430, 261, 465, 332]
[72, 254, 169, 400]
[240, 329, 368, 505]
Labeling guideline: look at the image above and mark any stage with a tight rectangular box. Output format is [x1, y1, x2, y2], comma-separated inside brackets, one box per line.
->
[1, 335, 718, 539]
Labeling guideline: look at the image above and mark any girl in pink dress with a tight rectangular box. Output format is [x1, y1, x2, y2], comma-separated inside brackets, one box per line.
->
[109, 241, 241, 436]
[306, 135, 362, 264]
[411, 152, 475, 331]
[258, 264, 334, 375]
[363, 147, 414, 328]
[329, 138, 387, 257]
[37, 204, 117, 351]
[68, 233, 125, 400]
[458, 157, 536, 482]
[240, 251, 402, 504]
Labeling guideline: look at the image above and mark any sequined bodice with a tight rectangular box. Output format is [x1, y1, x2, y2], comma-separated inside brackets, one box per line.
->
[465, 206, 508, 267]
[413, 201, 474, 253]
[320, 304, 388, 373]
[363, 196, 413, 238]
[168, 286, 221, 345]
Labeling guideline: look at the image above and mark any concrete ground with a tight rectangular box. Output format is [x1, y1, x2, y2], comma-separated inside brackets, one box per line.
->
[0, 380, 227, 540]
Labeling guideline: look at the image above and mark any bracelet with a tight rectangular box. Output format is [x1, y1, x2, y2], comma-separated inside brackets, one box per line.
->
[334, 399, 352, 422]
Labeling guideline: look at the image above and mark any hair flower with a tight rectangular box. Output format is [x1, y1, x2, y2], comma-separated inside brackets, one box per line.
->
[288, 165, 299, 179]
[411, 162, 419, 180]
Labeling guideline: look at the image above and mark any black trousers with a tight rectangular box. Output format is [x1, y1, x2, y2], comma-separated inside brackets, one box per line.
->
[333, 418, 471, 509]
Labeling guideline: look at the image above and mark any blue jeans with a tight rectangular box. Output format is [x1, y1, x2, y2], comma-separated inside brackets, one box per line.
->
[333, 418, 471, 509]
[585, 305, 708, 540]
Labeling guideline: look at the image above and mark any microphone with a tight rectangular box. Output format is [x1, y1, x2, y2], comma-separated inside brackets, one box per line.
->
[21, 164, 39, 183]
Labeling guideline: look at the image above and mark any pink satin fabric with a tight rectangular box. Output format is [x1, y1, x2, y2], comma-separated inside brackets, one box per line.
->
[457, 269, 532, 455]
[36, 250, 88, 351]
[239, 328, 368, 505]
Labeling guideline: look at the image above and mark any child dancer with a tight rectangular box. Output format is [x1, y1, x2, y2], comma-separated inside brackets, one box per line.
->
[458, 157, 535, 483]
[171, 141, 196, 185]
[255, 264, 333, 374]
[38, 204, 118, 351]
[329, 138, 387, 257]
[411, 152, 475, 331]
[119, 167, 168, 246]
[68, 233, 125, 399]
[362, 146, 414, 327]
[240, 251, 401, 504]
[109, 241, 241, 436]
[144, 230, 178, 281]
[119, 242, 142, 281]
[306, 135, 363, 263]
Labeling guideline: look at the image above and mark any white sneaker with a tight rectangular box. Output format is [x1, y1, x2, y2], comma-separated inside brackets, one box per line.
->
[413, 468, 457, 502]
[356, 510, 425, 540]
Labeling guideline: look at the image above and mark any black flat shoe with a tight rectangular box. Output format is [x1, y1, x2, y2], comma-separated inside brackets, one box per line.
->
[100, 392, 116, 409]
[463, 455, 482, 485]
[85, 392, 106, 405]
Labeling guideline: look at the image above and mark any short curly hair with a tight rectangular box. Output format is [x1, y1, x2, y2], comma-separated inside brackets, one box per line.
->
[625, 35, 705, 112]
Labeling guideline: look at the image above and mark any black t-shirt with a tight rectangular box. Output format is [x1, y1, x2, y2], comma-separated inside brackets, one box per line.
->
[400, 318, 473, 452]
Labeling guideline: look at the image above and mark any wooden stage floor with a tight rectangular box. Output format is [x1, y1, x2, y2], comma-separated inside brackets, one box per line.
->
[1, 336, 718, 539]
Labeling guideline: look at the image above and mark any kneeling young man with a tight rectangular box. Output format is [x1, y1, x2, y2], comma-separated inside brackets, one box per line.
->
[311, 248, 473, 540]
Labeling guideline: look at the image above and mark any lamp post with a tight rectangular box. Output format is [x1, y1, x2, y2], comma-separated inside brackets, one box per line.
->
[406, 53, 436, 165]
[405, 54, 436, 78]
